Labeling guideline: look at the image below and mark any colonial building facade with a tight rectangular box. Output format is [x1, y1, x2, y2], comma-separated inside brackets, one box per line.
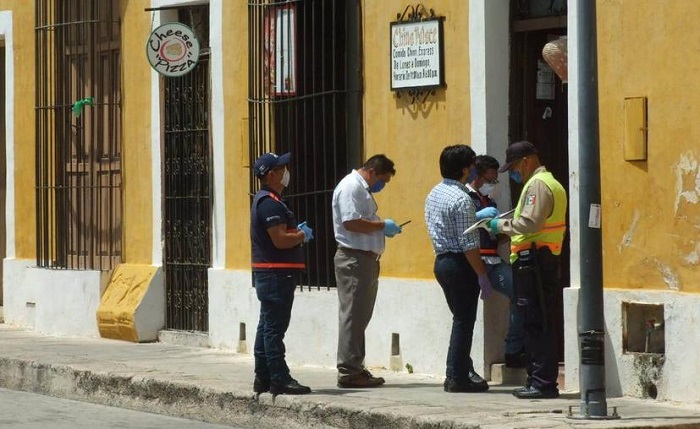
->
[0, 0, 698, 403]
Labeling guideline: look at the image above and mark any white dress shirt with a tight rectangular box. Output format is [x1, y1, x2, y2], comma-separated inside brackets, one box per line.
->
[332, 170, 385, 254]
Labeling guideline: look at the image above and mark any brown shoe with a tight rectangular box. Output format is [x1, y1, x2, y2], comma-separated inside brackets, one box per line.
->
[338, 369, 385, 388]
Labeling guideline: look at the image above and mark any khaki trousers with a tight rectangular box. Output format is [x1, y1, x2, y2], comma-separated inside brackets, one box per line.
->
[334, 247, 380, 377]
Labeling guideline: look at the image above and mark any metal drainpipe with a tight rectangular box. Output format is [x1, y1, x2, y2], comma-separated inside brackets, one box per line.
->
[575, 0, 614, 419]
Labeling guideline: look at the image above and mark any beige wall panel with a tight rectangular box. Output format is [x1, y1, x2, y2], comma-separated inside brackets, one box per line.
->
[121, 0, 154, 264]
[223, 1, 251, 269]
[363, 1, 469, 279]
[598, 0, 700, 293]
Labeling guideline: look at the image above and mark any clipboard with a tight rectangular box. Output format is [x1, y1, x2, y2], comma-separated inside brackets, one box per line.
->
[462, 209, 515, 235]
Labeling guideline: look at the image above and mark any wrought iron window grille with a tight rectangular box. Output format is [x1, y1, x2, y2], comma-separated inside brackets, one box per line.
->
[35, 0, 123, 271]
[248, 0, 362, 290]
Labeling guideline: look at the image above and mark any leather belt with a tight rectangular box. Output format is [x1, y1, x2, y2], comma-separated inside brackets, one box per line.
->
[338, 247, 381, 261]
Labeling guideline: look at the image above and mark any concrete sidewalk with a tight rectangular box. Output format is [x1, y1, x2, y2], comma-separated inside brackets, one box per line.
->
[0, 325, 698, 429]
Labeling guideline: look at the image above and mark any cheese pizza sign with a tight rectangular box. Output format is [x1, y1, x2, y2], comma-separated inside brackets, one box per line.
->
[146, 22, 200, 77]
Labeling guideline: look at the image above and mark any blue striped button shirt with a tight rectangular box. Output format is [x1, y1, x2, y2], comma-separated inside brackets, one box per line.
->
[424, 178, 480, 255]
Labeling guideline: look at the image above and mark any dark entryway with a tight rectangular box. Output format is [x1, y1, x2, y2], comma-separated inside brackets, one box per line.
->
[163, 6, 211, 332]
[509, 0, 568, 361]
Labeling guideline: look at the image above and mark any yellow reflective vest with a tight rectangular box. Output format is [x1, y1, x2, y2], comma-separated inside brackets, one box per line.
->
[510, 171, 567, 263]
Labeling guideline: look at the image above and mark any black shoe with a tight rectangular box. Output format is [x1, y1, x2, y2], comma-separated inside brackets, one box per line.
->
[443, 377, 489, 393]
[512, 385, 559, 399]
[505, 349, 527, 368]
[468, 370, 489, 389]
[270, 379, 311, 395]
[253, 377, 270, 393]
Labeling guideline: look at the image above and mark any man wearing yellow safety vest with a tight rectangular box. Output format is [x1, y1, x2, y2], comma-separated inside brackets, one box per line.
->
[487, 141, 567, 399]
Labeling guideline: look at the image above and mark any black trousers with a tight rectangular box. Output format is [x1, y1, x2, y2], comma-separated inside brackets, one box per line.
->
[512, 246, 560, 391]
[433, 252, 480, 384]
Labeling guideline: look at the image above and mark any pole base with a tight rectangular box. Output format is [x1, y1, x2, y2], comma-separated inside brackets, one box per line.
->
[567, 405, 621, 420]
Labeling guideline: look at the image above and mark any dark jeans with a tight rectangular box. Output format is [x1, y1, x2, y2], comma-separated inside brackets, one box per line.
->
[513, 247, 560, 391]
[434, 252, 480, 384]
[487, 261, 525, 354]
[253, 271, 297, 386]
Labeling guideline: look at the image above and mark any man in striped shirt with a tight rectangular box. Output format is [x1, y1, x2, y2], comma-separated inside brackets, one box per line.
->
[425, 144, 493, 393]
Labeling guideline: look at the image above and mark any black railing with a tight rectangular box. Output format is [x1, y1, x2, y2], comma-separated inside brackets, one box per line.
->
[248, 0, 362, 289]
[35, 0, 122, 270]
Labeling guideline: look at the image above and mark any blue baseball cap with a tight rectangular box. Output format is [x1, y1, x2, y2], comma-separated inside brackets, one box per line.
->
[253, 152, 291, 178]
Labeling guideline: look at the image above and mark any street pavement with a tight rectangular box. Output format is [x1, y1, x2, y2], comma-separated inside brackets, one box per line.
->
[0, 324, 699, 429]
[0, 388, 239, 428]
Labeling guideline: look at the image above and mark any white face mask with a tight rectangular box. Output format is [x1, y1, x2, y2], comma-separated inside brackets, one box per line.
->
[479, 182, 498, 198]
[280, 168, 290, 187]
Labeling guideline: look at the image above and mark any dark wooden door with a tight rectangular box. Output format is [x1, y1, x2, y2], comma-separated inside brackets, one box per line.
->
[510, 27, 569, 361]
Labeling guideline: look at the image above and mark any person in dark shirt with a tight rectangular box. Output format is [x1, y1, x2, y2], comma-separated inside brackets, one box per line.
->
[250, 152, 314, 395]
[467, 155, 526, 368]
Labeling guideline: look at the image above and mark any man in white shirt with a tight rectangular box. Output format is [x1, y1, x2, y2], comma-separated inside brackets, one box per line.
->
[332, 154, 402, 388]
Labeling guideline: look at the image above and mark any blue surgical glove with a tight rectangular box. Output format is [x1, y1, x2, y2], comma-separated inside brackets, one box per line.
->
[297, 221, 314, 243]
[383, 219, 402, 237]
[477, 273, 493, 300]
[476, 206, 499, 220]
[487, 218, 500, 235]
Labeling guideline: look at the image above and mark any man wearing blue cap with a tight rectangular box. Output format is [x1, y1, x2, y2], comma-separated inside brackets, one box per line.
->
[250, 152, 314, 395]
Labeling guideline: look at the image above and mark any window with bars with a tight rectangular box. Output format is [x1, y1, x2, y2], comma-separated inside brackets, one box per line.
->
[35, 0, 122, 270]
[248, 0, 363, 289]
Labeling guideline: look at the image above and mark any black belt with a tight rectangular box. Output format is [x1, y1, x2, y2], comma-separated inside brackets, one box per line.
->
[338, 247, 381, 261]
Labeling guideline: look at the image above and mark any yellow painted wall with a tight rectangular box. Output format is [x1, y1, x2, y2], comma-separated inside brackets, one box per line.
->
[224, 1, 252, 269]
[598, 1, 700, 293]
[0, 1, 36, 258]
[363, 1, 470, 279]
[121, 0, 154, 264]
[223, 1, 471, 279]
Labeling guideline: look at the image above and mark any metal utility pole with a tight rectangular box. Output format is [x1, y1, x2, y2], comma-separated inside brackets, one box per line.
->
[574, 0, 617, 420]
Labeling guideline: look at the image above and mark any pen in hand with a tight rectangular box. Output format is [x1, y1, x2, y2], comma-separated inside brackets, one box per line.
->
[399, 220, 412, 227]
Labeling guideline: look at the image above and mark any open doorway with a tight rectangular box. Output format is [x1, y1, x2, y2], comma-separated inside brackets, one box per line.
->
[509, 0, 568, 362]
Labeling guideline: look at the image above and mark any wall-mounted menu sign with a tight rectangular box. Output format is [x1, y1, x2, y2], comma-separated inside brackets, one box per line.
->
[390, 18, 444, 90]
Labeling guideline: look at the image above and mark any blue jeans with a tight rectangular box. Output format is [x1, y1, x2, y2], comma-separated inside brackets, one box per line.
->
[253, 271, 297, 386]
[434, 253, 480, 384]
[487, 262, 525, 355]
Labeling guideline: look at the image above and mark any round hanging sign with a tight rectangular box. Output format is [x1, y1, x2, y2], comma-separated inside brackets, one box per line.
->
[146, 22, 200, 77]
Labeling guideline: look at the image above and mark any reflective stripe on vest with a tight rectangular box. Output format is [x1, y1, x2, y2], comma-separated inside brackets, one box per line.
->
[510, 171, 567, 263]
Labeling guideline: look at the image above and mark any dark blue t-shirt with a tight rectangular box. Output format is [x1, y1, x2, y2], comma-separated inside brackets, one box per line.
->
[250, 188, 305, 271]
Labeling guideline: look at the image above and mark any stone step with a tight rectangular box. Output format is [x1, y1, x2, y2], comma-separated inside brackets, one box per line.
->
[491, 362, 566, 388]
[490, 363, 527, 386]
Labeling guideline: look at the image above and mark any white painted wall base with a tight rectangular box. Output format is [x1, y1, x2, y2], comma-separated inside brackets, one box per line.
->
[133, 267, 165, 342]
[209, 268, 511, 379]
[3, 259, 108, 337]
[564, 287, 700, 403]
